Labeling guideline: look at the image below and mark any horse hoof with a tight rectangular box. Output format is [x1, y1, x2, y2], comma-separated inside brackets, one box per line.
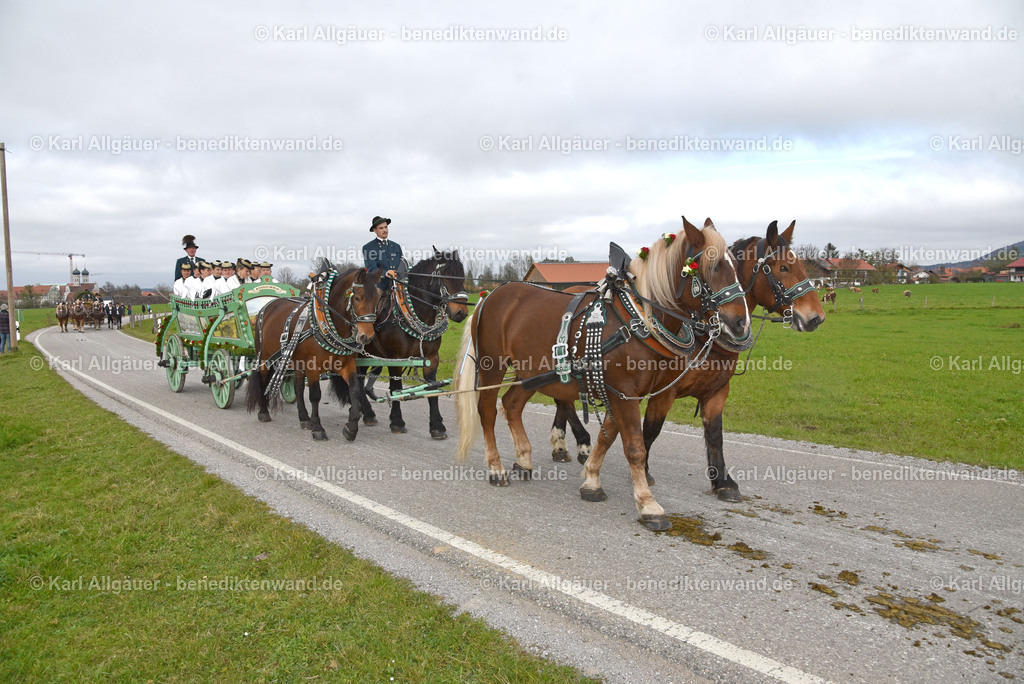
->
[639, 514, 672, 532]
[300, 420, 312, 430]
[258, 413, 272, 423]
[715, 488, 742, 503]
[312, 430, 328, 441]
[489, 472, 509, 487]
[552, 448, 571, 463]
[390, 425, 407, 434]
[430, 429, 447, 440]
[342, 426, 357, 442]
[363, 416, 378, 426]
[511, 463, 533, 481]
[577, 452, 588, 465]
[580, 487, 607, 502]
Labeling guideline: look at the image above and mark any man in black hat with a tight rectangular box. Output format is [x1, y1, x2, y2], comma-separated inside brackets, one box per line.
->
[174, 235, 200, 282]
[362, 216, 403, 291]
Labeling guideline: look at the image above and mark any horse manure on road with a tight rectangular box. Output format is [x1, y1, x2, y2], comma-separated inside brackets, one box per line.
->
[809, 582, 838, 597]
[728, 542, 766, 560]
[866, 592, 981, 639]
[969, 549, 1003, 561]
[662, 515, 721, 545]
[899, 540, 943, 552]
[810, 504, 847, 518]
[838, 570, 860, 586]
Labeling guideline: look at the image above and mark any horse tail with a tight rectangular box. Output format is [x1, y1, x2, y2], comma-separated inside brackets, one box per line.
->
[328, 373, 351, 407]
[245, 318, 265, 414]
[454, 311, 480, 463]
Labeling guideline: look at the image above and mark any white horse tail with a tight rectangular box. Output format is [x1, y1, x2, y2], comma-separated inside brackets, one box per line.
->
[454, 311, 480, 463]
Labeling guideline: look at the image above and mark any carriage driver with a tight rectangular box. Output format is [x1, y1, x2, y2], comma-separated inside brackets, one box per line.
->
[362, 216, 404, 292]
[174, 235, 200, 282]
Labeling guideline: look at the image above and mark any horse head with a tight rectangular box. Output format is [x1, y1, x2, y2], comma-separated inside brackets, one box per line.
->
[341, 267, 380, 346]
[432, 246, 469, 323]
[734, 221, 825, 332]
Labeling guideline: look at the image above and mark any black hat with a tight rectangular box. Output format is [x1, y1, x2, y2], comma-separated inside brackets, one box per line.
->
[370, 216, 391, 232]
[182, 234, 198, 250]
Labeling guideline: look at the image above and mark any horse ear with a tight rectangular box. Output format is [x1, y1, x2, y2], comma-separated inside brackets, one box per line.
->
[781, 220, 796, 243]
[433, 245, 442, 259]
[681, 216, 704, 248]
[703, 217, 714, 228]
[766, 220, 779, 244]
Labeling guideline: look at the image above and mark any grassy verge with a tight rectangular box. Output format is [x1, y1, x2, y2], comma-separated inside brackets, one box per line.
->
[0, 346, 591, 682]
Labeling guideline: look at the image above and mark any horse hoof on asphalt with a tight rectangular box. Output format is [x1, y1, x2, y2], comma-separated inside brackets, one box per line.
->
[639, 514, 672, 531]
[715, 488, 742, 502]
[312, 430, 328, 441]
[391, 424, 407, 434]
[430, 429, 447, 440]
[577, 452, 588, 465]
[342, 425, 357, 442]
[551, 448, 571, 463]
[580, 487, 607, 502]
[489, 472, 509, 487]
[362, 416, 378, 426]
[258, 413, 272, 423]
[511, 463, 533, 481]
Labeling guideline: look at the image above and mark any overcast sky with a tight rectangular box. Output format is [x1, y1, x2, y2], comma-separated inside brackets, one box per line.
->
[2, 0, 1022, 288]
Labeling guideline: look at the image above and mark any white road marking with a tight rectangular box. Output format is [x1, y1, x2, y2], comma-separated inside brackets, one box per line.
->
[32, 329, 830, 684]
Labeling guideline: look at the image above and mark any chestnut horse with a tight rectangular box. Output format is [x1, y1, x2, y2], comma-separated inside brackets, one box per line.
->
[55, 302, 70, 332]
[246, 265, 380, 441]
[550, 221, 826, 496]
[454, 218, 750, 531]
[352, 247, 469, 439]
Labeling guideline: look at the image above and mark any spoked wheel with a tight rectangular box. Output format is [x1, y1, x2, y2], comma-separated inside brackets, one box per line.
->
[209, 348, 236, 409]
[280, 371, 298, 404]
[163, 333, 187, 393]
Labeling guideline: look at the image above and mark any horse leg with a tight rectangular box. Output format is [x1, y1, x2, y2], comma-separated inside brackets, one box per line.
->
[342, 366, 363, 442]
[640, 392, 676, 487]
[501, 384, 536, 480]
[255, 370, 273, 423]
[580, 412, 619, 502]
[426, 356, 446, 440]
[360, 367, 379, 425]
[478, 386, 507, 486]
[551, 402, 571, 462]
[308, 376, 328, 441]
[295, 372, 312, 429]
[701, 385, 741, 502]
[388, 366, 407, 434]
[565, 402, 593, 465]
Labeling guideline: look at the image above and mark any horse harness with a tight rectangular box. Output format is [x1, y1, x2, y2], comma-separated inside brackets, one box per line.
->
[737, 236, 816, 323]
[259, 269, 375, 397]
[517, 254, 747, 431]
[375, 259, 469, 342]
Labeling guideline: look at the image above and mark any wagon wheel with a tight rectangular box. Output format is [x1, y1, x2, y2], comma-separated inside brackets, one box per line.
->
[162, 333, 188, 393]
[280, 371, 298, 404]
[209, 348, 236, 409]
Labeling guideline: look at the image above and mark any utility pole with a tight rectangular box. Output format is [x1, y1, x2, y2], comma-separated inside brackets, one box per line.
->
[1, 142, 16, 350]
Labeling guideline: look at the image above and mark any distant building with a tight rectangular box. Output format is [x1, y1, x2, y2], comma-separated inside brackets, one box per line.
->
[1007, 256, 1024, 283]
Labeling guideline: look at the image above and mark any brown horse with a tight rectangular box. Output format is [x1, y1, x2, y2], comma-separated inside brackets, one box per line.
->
[71, 302, 87, 332]
[352, 248, 469, 439]
[55, 302, 70, 332]
[246, 265, 380, 441]
[454, 217, 751, 531]
[550, 220, 825, 492]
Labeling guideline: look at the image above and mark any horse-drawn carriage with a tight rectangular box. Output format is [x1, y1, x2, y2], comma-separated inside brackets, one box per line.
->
[157, 279, 303, 408]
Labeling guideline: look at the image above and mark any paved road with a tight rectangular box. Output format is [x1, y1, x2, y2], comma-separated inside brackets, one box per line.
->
[30, 326, 1024, 683]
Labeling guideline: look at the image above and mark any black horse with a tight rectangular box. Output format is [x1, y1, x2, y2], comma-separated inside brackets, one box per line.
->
[341, 247, 469, 439]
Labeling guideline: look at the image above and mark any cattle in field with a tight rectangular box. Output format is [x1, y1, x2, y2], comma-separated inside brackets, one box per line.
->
[904, 290, 912, 297]
[872, 288, 879, 294]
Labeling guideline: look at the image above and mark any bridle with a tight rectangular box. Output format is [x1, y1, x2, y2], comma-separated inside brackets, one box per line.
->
[739, 237, 816, 324]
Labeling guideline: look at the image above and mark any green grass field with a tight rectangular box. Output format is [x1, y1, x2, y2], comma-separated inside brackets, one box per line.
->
[0, 345, 591, 682]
